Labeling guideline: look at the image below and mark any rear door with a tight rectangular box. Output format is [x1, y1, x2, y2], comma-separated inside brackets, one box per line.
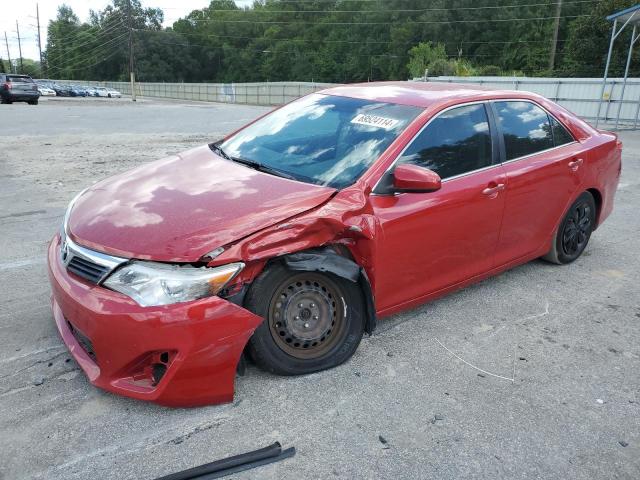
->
[370, 102, 507, 312]
[490, 100, 586, 266]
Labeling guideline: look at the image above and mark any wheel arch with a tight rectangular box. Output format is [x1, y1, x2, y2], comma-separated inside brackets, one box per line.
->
[586, 187, 603, 228]
[272, 246, 377, 334]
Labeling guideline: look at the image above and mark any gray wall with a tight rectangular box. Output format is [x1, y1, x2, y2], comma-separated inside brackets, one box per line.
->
[49, 80, 333, 106]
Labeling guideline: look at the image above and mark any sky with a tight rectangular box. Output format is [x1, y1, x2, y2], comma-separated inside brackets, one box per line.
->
[1, 0, 253, 62]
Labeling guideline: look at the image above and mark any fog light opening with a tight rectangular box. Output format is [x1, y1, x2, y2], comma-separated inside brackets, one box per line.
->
[151, 363, 167, 386]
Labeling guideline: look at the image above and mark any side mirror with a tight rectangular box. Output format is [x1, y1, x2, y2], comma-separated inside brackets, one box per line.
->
[392, 164, 441, 193]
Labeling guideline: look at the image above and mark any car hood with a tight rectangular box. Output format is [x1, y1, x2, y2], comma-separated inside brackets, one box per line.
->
[68, 145, 336, 262]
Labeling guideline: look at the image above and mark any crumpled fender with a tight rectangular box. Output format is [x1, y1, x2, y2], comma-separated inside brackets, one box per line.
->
[212, 183, 379, 332]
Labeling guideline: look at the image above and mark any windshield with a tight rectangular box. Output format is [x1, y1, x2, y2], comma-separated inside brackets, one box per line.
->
[220, 93, 422, 189]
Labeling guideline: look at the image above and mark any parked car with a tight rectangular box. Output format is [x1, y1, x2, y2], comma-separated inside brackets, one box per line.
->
[52, 84, 71, 97]
[37, 84, 56, 96]
[0, 74, 40, 104]
[69, 85, 87, 97]
[93, 87, 109, 97]
[84, 86, 98, 97]
[106, 88, 122, 98]
[48, 82, 621, 407]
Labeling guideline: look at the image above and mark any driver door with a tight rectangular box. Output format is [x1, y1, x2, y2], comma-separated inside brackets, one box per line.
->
[369, 103, 507, 313]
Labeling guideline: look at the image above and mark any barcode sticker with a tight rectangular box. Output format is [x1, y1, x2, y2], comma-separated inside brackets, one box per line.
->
[350, 113, 399, 130]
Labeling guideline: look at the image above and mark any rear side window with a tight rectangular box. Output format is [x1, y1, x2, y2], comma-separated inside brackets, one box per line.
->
[494, 101, 554, 160]
[396, 103, 493, 179]
[550, 116, 575, 146]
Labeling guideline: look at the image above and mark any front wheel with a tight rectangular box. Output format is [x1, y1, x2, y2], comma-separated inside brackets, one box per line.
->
[543, 191, 596, 264]
[245, 264, 365, 376]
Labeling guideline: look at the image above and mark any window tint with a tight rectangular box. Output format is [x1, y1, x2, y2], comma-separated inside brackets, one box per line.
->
[550, 116, 574, 146]
[494, 101, 554, 160]
[396, 104, 492, 179]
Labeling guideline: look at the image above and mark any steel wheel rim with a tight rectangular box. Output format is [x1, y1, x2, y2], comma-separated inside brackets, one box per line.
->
[268, 272, 346, 359]
[562, 202, 592, 256]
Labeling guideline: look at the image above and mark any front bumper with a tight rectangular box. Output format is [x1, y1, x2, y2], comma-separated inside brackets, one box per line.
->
[47, 234, 263, 407]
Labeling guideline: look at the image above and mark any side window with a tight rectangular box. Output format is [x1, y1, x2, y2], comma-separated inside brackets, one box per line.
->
[494, 101, 554, 160]
[550, 116, 575, 146]
[396, 104, 492, 179]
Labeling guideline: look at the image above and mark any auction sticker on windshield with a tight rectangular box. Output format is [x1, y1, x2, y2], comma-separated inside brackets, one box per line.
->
[350, 113, 399, 130]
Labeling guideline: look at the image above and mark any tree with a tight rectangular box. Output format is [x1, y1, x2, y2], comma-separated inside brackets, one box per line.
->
[560, 0, 639, 77]
[407, 42, 448, 78]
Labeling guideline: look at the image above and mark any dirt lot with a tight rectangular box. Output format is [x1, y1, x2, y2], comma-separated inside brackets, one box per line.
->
[1, 97, 639, 480]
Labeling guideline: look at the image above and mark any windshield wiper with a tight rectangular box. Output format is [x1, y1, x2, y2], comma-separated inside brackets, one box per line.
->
[230, 156, 298, 181]
[210, 142, 231, 161]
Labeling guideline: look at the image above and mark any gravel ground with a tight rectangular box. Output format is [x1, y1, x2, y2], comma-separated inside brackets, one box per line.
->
[0, 97, 639, 480]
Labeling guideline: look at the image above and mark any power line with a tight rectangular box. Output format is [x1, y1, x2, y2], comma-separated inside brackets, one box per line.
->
[47, 33, 128, 73]
[162, 0, 595, 14]
[136, 27, 577, 47]
[163, 14, 592, 26]
[44, 21, 126, 65]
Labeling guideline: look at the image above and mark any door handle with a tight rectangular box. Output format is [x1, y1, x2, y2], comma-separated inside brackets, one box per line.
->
[568, 158, 583, 171]
[482, 183, 505, 196]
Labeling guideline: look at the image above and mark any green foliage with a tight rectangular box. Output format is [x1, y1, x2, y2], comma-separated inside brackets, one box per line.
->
[477, 65, 503, 76]
[40, 0, 638, 82]
[560, 0, 639, 77]
[407, 42, 448, 78]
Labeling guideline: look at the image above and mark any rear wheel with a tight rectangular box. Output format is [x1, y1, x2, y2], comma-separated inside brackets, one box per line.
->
[245, 264, 365, 375]
[543, 191, 596, 264]
[28, 100, 38, 105]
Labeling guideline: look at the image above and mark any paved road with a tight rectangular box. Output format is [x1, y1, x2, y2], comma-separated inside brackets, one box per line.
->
[0, 98, 638, 480]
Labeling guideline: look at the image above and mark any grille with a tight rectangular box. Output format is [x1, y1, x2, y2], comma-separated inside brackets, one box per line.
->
[67, 255, 110, 284]
[60, 235, 126, 285]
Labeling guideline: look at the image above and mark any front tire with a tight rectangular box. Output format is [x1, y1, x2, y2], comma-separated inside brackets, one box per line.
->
[543, 191, 596, 264]
[245, 263, 365, 376]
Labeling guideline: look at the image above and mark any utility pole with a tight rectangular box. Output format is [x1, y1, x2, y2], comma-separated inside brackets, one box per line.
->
[4, 32, 12, 74]
[126, 0, 136, 101]
[549, 0, 563, 70]
[16, 21, 23, 73]
[36, 3, 45, 78]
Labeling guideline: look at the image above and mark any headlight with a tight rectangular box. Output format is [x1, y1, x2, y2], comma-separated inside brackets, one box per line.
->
[103, 261, 244, 307]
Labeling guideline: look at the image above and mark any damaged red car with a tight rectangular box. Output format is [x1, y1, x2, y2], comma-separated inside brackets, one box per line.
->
[47, 82, 621, 406]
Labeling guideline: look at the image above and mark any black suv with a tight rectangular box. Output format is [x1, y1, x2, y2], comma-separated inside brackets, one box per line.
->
[0, 74, 40, 105]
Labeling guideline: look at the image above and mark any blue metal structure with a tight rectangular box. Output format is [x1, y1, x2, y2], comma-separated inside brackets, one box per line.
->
[598, 4, 640, 128]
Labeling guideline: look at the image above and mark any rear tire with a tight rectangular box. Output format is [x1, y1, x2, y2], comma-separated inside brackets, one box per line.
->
[28, 100, 38, 105]
[245, 263, 365, 376]
[543, 191, 596, 265]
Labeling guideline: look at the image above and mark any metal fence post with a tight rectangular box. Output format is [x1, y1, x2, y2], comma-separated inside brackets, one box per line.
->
[616, 25, 637, 128]
[597, 18, 618, 127]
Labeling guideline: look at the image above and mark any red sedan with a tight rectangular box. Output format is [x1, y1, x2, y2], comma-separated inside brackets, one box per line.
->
[47, 82, 621, 406]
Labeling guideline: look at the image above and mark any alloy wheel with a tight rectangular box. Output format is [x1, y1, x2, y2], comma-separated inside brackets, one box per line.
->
[562, 202, 592, 256]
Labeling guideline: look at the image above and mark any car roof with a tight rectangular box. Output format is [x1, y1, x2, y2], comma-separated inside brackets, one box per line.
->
[318, 81, 535, 108]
